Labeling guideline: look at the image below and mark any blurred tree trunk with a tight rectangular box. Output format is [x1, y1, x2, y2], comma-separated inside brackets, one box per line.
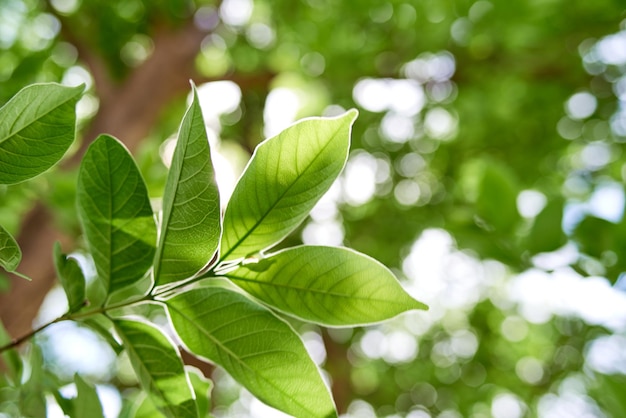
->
[0, 19, 210, 342]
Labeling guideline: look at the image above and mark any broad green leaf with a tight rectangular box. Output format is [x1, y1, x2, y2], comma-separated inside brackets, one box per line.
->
[225, 246, 427, 326]
[154, 85, 221, 286]
[0, 224, 20, 273]
[74, 374, 104, 418]
[114, 317, 197, 418]
[166, 286, 337, 418]
[53, 242, 86, 312]
[220, 110, 358, 262]
[0, 83, 83, 184]
[77, 135, 157, 296]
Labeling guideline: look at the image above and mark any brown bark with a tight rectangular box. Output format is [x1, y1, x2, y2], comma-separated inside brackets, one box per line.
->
[0, 19, 212, 342]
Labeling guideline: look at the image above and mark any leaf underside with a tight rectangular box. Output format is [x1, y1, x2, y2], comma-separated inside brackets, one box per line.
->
[114, 317, 198, 418]
[219, 110, 358, 262]
[226, 245, 427, 327]
[0, 224, 21, 272]
[166, 286, 337, 418]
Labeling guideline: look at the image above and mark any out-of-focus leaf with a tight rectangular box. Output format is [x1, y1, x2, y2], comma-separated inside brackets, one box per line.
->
[53, 242, 86, 312]
[19, 345, 46, 417]
[114, 317, 197, 418]
[0, 321, 21, 383]
[220, 110, 358, 262]
[526, 197, 566, 254]
[74, 374, 104, 418]
[226, 246, 427, 326]
[166, 286, 337, 418]
[476, 161, 520, 233]
[0, 83, 83, 185]
[77, 135, 157, 297]
[154, 85, 221, 287]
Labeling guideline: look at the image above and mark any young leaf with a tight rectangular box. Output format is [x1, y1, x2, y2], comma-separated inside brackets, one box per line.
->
[74, 374, 104, 418]
[166, 286, 337, 418]
[225, 246, 427, 327]
[114, 317, 198, 418]
[153, 85, 221, 286]
[0, 224, 21, 273]
[220, 110, 358, 262]
[77, 135, 156, 297]
[53, 242, 86, 312]
[0, 83, 83, 185]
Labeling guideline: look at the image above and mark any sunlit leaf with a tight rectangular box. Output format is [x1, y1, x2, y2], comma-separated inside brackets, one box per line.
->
[114, 317, 197, 418]
[77, 135, 157, 296]
[154, 85, 221, 286]
[74, 374, 104, 418]
[0, 224, 20, 273]
[225, 246, 427, 326]
[186, 366, 212, 418]
[166, 286, 337, 418]
[220, 110, 358, 262]
[53, 242, 86, 312]
[0, 83, 83, 184]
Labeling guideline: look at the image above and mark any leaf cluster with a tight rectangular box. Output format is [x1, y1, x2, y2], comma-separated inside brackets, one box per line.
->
[0, 82, 426, 417]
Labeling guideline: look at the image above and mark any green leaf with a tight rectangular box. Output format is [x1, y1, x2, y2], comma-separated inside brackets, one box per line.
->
[186, 366, 212, 418]
[526, 197, 566, 254]
[153, 85, 221, 286]
[19, 345, 46, 417]
[0, 224, 21, 273]
[0, 320, 22, 384]
[77, 135, 157, 296]
[114, 317, 198, 418]
[166, 286, 337, 418]
[0, 83, 83, 185]
[74, 374, 104, 418]
[53, 242, 86, 312]
[476, 161, 520, 233]
[225, 246, 427, 326]
[220, 110, 358, 262]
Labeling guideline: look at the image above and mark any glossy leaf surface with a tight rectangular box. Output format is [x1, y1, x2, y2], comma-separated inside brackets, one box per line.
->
[0, 83, 83, 184]
[226, 246, 427, 326]
[77, 135, 156, 295]
[114, 317, 197, 418]
[154, 86, 221, 286]
[166, 286, 337, 418]
[220, 110, 358, 262]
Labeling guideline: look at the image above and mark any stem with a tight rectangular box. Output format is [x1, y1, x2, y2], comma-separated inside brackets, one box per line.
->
[0, 315, 67, 353]
[0, 294, 152, 354]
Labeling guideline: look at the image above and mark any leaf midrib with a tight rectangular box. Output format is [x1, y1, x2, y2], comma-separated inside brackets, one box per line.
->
[167, 299, 320, 417]
[0, 88, 80, 145]
[116, 322, 184, 418]
[153, 103, 197, 282]
[220, 122, 345, 262]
